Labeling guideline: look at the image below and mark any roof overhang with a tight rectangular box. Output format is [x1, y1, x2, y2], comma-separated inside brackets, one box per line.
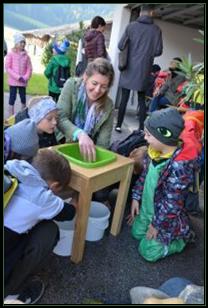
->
[126, 3, 205, 29]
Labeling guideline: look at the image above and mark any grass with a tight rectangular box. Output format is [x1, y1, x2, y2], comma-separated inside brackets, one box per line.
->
[4, 72, 48, 95]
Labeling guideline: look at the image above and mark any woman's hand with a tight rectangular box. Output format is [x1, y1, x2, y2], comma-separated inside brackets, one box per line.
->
[126, 199, 140, 225]
[77, 131, 96, 162]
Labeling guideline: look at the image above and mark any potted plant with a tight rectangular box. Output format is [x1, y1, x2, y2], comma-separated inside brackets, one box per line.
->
[178, 30, 204, 109]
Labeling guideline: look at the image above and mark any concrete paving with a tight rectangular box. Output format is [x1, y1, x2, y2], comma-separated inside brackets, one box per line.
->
[4, 92, 204, 304]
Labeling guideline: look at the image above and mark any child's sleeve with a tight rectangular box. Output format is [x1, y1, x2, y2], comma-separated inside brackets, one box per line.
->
[131, 155, 148, 201]
[132, 175, 145, 201]
[96, 33, 107, 58]
[44, 59, 54, 79]
[151, 161, 199, 233]
[158, 80, 170, 96]
[53, 202, 76, 221]
[5, 53, 21, 81]
[23, 55, 32, 81]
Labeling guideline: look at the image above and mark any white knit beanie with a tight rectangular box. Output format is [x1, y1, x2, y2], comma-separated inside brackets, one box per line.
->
[28, 97, 58, 124]
[13, 33, 26, 46]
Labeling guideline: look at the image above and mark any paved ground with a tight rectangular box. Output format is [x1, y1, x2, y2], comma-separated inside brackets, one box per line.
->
[4, 93, 205, 304]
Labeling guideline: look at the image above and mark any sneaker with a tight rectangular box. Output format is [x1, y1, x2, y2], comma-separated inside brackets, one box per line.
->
[115, 127, 122, 133]
[4, 294, 23, 304]
[17, 277, 45, 304]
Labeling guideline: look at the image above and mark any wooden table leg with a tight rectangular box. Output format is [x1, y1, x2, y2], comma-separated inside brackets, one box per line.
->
[110, 164, 134, 236]
[70, 183, 92, 263]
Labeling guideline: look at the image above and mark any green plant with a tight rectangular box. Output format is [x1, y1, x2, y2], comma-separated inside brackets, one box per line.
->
[41, 42, 53, 67]
[41, 21, 86, 76]
[178, 31, 204, 108]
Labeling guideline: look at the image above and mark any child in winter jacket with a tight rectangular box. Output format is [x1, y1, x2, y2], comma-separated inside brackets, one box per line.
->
[4, 118, 39, 163]
[5, 33, 32, 116]
[5, 96, 59, 148]
[84, 16, 107, 62]
[4, 119, 39, 209]
[128, 108, 200, 262]
[44, 39, 71, 102]
[4, 149, 76, 303]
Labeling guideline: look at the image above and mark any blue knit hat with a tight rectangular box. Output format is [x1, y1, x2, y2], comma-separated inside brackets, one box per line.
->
[53, 39, 70, 54]
[28, 97, 58, 124]
[5, 119, 39, 158]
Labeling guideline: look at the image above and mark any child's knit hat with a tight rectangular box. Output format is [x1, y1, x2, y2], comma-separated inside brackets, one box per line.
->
[53, 39, 70, 54]
[5, 119, 39, 158]
[13, 33, 26, 45]
[144, 108, 184, 146]
[28, 97, 58, 124]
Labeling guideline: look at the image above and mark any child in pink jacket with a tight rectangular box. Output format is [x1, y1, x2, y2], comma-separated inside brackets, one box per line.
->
[5, 33, 32, 116]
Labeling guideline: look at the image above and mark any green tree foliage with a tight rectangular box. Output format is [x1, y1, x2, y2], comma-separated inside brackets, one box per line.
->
[41, 42, 53, 67]
[41, 21, 86, 76]
[178, 30, 204, 107]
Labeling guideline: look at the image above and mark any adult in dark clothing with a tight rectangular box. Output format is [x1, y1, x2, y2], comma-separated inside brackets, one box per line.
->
[84, 16, 107, 62]
[115, 5, 163, 132]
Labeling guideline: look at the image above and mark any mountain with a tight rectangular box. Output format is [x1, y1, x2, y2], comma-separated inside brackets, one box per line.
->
[4, 4, 118, 30]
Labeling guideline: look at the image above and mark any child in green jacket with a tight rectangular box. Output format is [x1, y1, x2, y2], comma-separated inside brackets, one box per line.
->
[44, 39, 71, 102]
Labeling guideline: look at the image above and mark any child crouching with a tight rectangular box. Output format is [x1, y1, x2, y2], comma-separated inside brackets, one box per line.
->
[129, 108, 199, 262]
[4, 149, 76, 303]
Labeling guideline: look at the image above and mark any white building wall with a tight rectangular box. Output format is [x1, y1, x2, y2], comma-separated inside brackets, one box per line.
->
[108, 5, 131, 102]
[108, 6, 204, 105]
[154, 19, 204, 70]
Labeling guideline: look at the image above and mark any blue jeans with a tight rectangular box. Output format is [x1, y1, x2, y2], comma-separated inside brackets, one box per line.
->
[149, 95, 170, 112]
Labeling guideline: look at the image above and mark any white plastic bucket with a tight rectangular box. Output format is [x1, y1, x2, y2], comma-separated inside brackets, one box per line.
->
[53, 202, 110, 256]
[86, 201, 111, 242]
[53, 219, 75, 256]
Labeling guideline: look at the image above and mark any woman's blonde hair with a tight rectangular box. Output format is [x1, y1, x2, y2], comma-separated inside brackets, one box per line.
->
[85, 57, 114, 88]
[85, 58, 114, 112]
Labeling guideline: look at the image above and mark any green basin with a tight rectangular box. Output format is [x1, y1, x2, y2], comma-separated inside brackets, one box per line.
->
[56, 143, 116, 168]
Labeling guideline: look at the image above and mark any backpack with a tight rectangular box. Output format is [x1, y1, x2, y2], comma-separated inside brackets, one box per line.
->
[118, 36, 129, 71]
[109, 130, 147, 157]
[4, 172, 18, 209]
[54, 65, 70, 88]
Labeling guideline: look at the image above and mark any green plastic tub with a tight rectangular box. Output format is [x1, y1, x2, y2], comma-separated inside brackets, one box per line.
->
[56, 143, 116, 168]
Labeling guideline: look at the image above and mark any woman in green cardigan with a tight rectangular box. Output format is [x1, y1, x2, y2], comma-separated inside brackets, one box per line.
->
[56, 57, 115, 162]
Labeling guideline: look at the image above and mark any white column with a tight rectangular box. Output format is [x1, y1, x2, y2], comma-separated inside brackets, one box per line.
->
[108, 5, 131, 104]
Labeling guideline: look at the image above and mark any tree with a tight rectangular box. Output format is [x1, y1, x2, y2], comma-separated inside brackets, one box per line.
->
[41, 21, 86, 76]
[41, 42, 53, 67]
